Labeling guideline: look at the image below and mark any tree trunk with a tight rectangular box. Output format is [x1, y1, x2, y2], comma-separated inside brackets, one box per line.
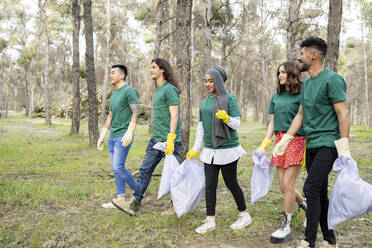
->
[200, 0, 212, 106]
[83, 0, 99, 147]
[154, 0, 164, 57]
[175, 0, 193, 161]
[99, 0, 111, 125]
[286, 0, 302, 61]
[361, 9, 369, 128]
[39, 0, 52, 126]
[325, 0, 342, 72]
[23, 65, 30, 117]
[70, 0, 81, 135]
[221, 0, 230, 67]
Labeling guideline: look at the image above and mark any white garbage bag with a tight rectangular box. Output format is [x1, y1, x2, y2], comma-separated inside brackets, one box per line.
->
[250, 151, 274, 205]
[170, 159, 205, 217]
[328, 156, 372, 229]
[153, 142, 180, 200]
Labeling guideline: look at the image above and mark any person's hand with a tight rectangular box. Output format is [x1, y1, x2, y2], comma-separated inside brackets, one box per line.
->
[257, 138, 272, 151]
[272, 133, 294, 157]
[97, 127, 109, 151]
[121, 122, 136, 147]
[334, 137, 351, 158]
[186, 149, 197, 160]
[216, 110, 229, 123]
[165, 133, 177, 155]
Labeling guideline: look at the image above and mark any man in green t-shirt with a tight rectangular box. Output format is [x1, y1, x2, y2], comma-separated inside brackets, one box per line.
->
[96, 64, 140, 210]
[273, 37, 351, 248]
[117, 58, 181, 216]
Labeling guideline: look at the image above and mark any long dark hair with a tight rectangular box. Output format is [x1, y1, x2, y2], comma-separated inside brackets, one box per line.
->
[152, 58, 180, 93]
[276, 61, 302, 94]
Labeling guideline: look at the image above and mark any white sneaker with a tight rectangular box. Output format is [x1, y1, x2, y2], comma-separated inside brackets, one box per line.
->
[270, 212, 292, 243]
[297, 240, 311, 248]
[195, 218, 216, 234]
[230, 212, 252, 230]
[102, 202, 116, 209]
[320, 240, 338, 248]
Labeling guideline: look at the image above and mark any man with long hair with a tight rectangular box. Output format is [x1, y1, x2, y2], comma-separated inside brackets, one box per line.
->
[114, 58, 181, 216]
[273, 37, 349, 248]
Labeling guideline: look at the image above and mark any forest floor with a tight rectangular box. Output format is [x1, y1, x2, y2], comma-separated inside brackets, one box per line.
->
[1, 112, 371, 248]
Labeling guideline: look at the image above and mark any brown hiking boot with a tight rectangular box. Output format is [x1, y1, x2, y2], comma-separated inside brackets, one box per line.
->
[112, 196, 139, 216]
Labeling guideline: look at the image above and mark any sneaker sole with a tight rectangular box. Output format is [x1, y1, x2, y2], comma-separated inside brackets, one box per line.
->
[270, 233, 291, 243]
[195, 227, 215, 234]
[230, 219, 252, 230]
[111, 200, 136, 216]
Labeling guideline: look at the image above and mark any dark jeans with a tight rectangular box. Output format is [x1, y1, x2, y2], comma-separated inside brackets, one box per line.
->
[133, 137, 180, 204]
[204, 159, 246, 216]
[304, 147, 337, 247]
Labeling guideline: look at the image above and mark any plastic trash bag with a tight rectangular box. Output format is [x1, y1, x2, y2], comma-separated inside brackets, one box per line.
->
[170, 159, 205, 217]
[328, 156, 372, 229]
[153, 142, 180, 200]
[250, 151, 274, 205]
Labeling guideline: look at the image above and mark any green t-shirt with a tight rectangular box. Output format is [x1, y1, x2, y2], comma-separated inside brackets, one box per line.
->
[109, 84, 139, 138]
[300, 68, 347, 148]
[153, 82, 181, 142]
[268, 90, 305, 136]
[200, 93, 240, 149]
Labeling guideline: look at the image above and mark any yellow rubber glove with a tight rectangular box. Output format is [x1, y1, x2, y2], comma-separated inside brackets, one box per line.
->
[215, 109, 229, 123]
[334, 137, 351, 158]
[257, 138, 272, 151]
[165, 133, 177, 155]
[186, 149, 197, 160]
[272, 133, 294, 157]
[97, 127, 109, 151]
[121, 122, 136, 147]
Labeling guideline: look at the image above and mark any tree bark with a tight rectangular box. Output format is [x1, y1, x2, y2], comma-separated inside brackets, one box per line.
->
[39, 0, 52, 126]
[175, 0, 193, 161]
[325, 0, 342, 72]
[221, 0, 230, 67]
[23, 65, 30, 117]
[99, 0, 111, 125]
[83, 0, 99, 146]
[361, 8, 369, 128]
[70, 0, 81, 135]
[286, 0, 302, 61]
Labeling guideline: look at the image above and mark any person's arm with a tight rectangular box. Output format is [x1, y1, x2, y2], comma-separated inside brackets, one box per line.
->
[165, 105, 178, 155]
[186, 121, 204, 160]
[334, 101, 350, 138]
[97, 111, 112, 150]
[333, 101, 351, 157]
[121, 104, 140, 147]
[168, 105, 178, 134]
[286, 104, 303, 136]
[257, 115, 274, 151]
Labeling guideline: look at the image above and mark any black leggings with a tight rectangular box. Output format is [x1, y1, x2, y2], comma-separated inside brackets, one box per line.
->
[204, 159, 246, 216]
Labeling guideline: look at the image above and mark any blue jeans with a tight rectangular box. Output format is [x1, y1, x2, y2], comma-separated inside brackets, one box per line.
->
[133, 137, 181, 204]
[108, 136, 136, 197]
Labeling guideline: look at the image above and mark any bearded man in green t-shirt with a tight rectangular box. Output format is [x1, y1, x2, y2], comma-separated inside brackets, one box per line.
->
[96, 64, 140, 210]
[273, 37, 350, 248]
[117, 58, 181, 216]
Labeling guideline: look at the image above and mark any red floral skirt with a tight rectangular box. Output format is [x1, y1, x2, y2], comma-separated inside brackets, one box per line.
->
[271, 131, 305, 168]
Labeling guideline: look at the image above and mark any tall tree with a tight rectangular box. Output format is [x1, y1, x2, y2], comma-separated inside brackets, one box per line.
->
[99, 0, 111, 125]
[83, 0, 99, 146]
[39, 0, 52, 126]
[286, 0, 302, 61]
[325, 0, 342, 72]
[175, 0, 193, 160]
[70, 0, 81, 135]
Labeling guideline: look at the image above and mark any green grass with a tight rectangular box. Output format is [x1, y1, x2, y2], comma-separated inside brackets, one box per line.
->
[0, 111, 371, 247]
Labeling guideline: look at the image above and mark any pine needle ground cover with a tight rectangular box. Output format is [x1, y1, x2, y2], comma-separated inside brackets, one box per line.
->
[1, 112, 371, 248]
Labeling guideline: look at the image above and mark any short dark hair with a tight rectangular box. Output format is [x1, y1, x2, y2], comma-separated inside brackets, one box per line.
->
[300, 36, 327, 57]
[112, 64, 128, 80]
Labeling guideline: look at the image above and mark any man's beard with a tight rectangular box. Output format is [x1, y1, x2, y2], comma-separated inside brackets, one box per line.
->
[298, 61, 309, 72]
